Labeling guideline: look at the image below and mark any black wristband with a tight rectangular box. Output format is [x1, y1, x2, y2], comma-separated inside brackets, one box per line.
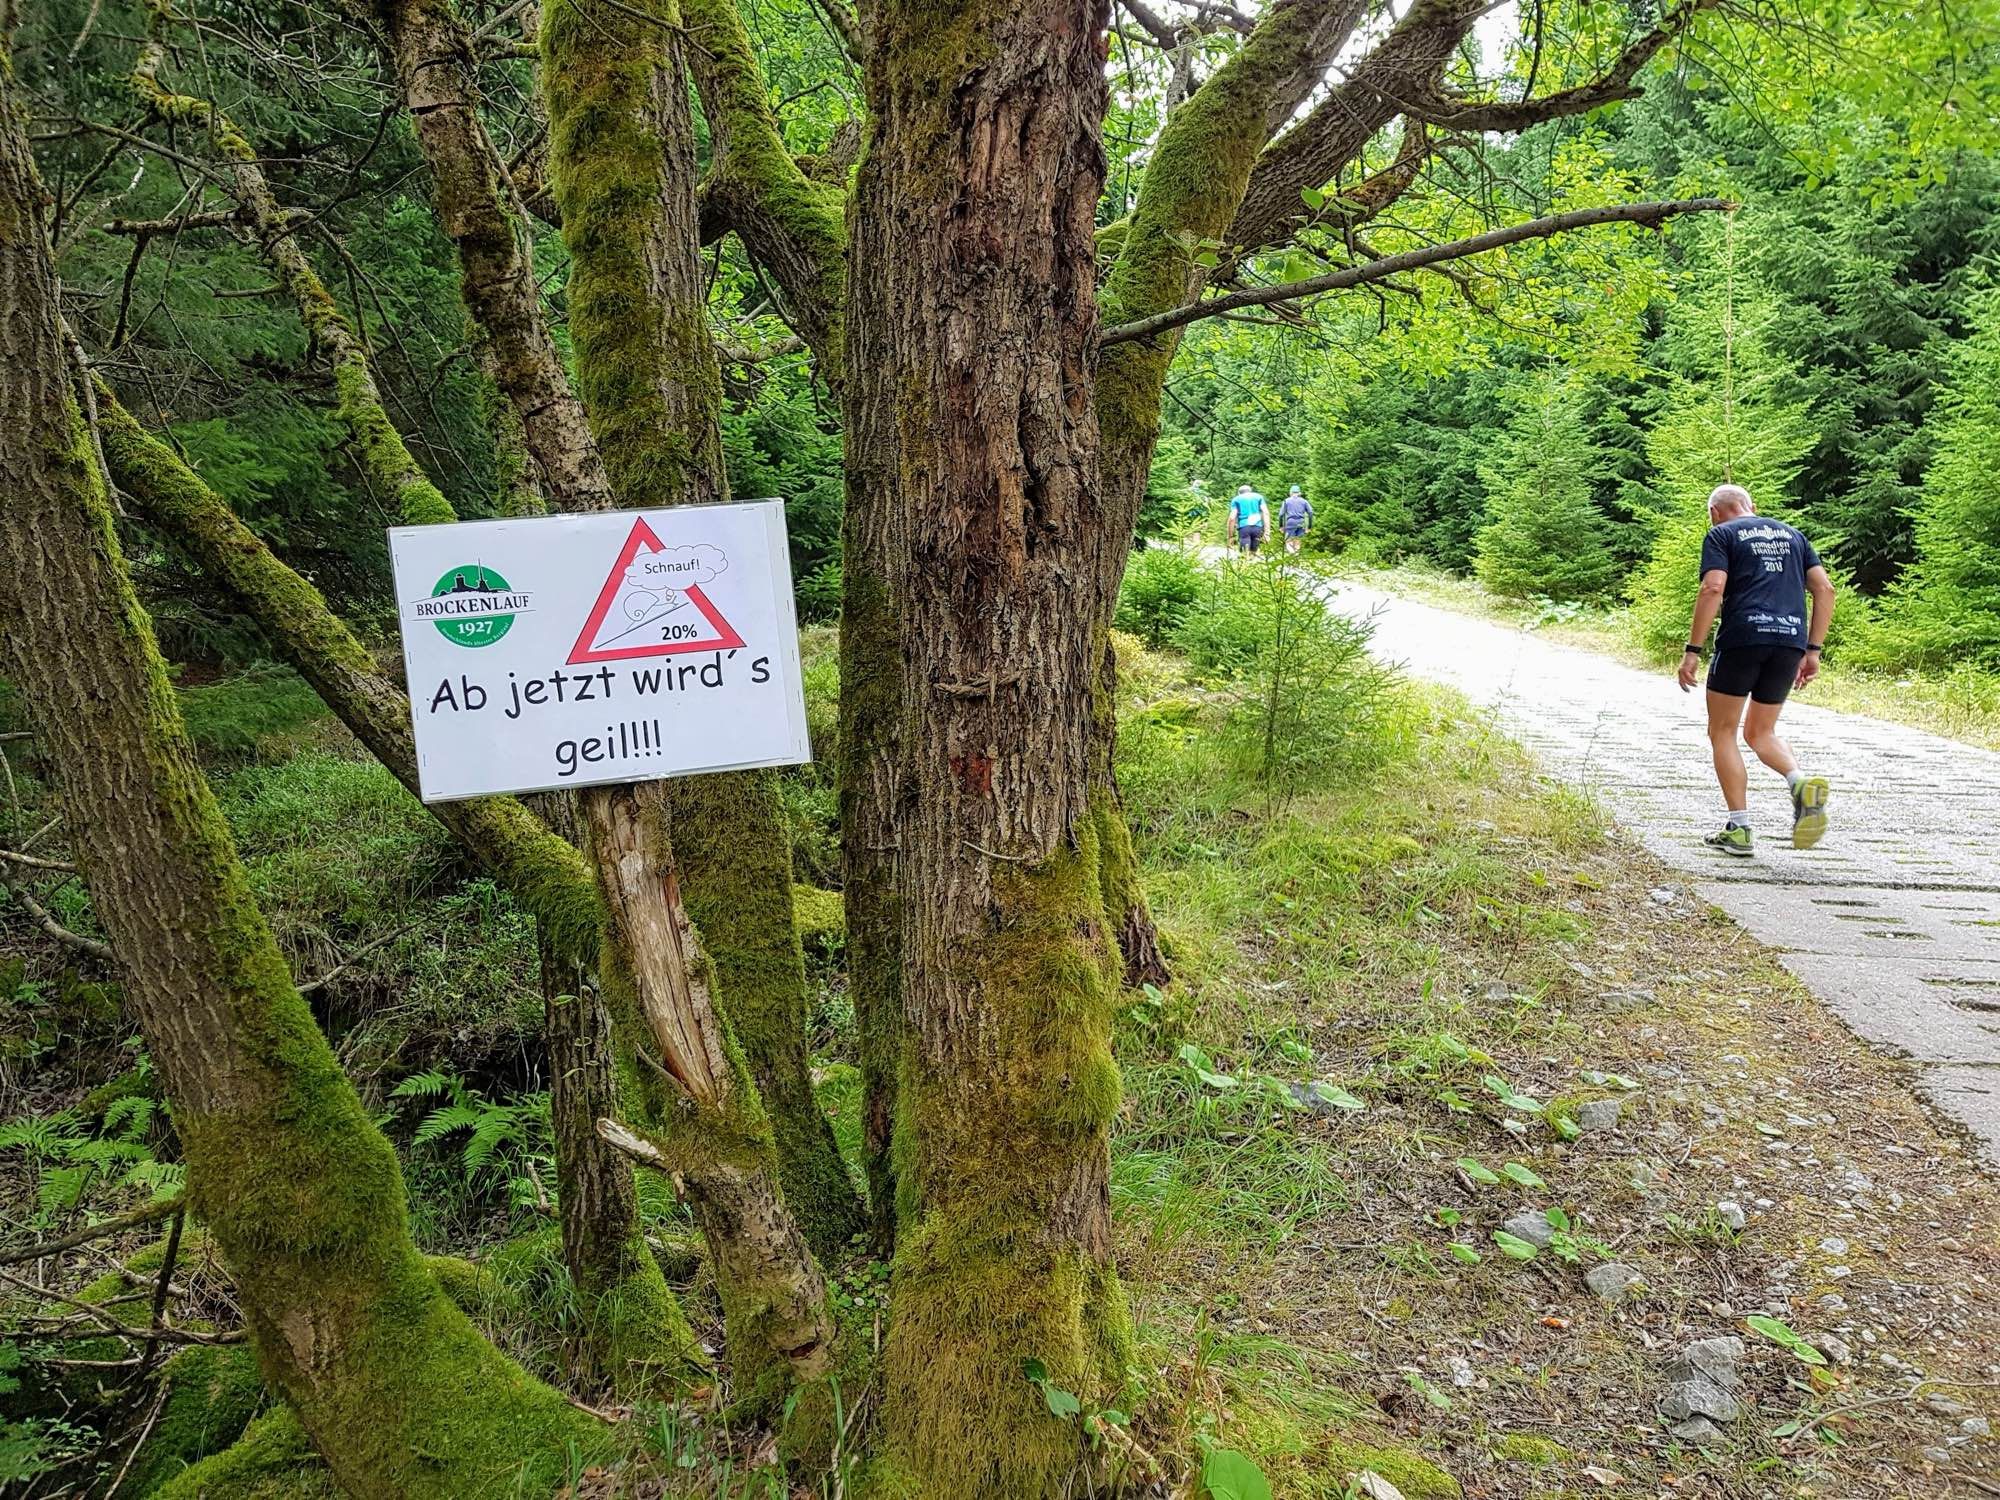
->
[1804, 644, 1823, 653]
[1684, 644, 1704, 657]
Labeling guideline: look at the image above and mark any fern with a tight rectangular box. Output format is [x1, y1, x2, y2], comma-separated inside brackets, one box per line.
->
[412, 1102, 485, 1147]
[0, 1111, 85, 1156]
[391, 1069, 462, 1102]
[395, 1073, 551, 1194]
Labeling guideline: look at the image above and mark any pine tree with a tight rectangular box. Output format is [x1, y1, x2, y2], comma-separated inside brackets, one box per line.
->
[1627, 257, 1819, 657]
[1474, 372, 1618, 601]
[1879, 290, 2000, 668]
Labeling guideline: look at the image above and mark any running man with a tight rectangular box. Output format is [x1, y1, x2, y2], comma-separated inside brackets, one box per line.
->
[1674, 483, 1836, 855]
[1229, 485, 1269, 554]
[1278, 485, 1314, 554]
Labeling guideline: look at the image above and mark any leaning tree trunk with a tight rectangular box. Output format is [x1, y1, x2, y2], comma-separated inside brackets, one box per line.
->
[0, 67, 607, 1497]
[858, 4, 1131, 1492]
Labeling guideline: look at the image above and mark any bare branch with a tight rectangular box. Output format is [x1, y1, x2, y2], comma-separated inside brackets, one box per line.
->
[596, 1116, 672, 1173]
[1420, 0, 1718, 133]
[0, 1195, 185, 1267]
[4, 873, 113, 960]
[1227, 0, 1717, 254]
[1102, 197, 1734, 346]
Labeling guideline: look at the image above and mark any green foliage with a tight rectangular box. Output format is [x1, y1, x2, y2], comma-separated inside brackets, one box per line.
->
[1869, 290, 2000, 670]
[1116, 544, 1206, 647]
[1203, 1447, 1275, 1499]
[0, 1081, 180, 1230]
[391, 1071, 554, 1220]
[1168, 560, 1408, 794]
[1474, 373, 1618, 602]
[177, 662, 329, 761]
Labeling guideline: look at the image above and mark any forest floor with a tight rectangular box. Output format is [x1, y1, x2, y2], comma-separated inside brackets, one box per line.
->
[7, 622, 2000, 1497]
[1114, 641, 2000, 1499]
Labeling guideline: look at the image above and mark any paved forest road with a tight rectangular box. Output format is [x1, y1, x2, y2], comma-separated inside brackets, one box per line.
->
[1325, 580, 2000, 1157]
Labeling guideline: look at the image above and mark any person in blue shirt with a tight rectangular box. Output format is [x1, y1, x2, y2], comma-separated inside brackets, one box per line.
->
[1675, 483, 1837, 856]
[1278, 485, 1313, 554]
[1228, 485, 1269, 553]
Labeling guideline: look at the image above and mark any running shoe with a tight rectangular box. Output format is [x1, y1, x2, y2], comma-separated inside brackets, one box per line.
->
[1705, 824, 1753, 858]
[1792, 775, 1831, 850]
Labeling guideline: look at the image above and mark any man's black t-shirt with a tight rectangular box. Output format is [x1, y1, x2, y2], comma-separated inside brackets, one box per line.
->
[1700, 515, 1822, 651]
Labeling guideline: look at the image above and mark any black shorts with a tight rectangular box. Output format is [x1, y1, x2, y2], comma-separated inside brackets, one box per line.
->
[1708, 644, 1805, 704]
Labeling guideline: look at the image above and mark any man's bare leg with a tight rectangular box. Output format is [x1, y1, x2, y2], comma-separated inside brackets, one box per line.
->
[1747, 696, 1831, 848]
[1742, 699, 1798, 779]
[1707, 690, 1751, 811]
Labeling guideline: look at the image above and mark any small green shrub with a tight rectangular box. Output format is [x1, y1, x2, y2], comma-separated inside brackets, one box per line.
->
[1168, 562, 1409, 795]
[1117, 545, 1205, 648]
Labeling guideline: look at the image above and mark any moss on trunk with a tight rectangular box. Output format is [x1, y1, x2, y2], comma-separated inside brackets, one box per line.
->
[154, 1406, 339, 1500]
[0, 67, 611, 1491]
[874, 833, 1135, 1495]
[542, 0, 860, 1273]
[672, 774, 864, 1259]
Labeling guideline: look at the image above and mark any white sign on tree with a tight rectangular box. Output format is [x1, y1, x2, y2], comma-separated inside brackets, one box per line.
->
[387, 499, 811, 802]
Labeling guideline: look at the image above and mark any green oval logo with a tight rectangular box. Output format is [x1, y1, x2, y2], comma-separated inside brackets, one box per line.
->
[427, 564, 520, 647]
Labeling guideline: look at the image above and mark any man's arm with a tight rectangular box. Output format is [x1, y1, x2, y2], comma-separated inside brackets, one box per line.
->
[1798, 564, 1836, 686]
[1677, 567, 1729, 689]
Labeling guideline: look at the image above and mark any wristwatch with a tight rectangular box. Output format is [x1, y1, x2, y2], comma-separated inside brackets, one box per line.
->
[1804, 644, 1824, 653]
[1683, 644, 1704, 657]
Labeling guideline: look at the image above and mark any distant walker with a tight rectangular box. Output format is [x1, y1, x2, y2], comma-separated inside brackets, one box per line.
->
[1228, 485, 1269, 554]
[1278, 485, 1313, 555]
[1675, 483, 1837, 856]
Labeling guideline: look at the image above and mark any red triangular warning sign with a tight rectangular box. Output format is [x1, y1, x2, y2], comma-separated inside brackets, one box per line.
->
[568, 517, 747, 665]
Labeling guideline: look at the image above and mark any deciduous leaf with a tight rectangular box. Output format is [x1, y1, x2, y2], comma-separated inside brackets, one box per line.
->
[1493, 1230, 1540, 1260]
[1202, 1448, 1274, 1500]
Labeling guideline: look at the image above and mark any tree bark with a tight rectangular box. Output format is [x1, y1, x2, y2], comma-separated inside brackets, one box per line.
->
[541, 0, 843, 1380]
[0, 66, 607, 1497]
[859, 4, 1131, 1491]
[835, 96, 906, 1256]
[374, 0, 860, 1263]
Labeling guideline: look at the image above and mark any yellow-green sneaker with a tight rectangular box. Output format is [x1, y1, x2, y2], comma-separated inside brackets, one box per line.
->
[1792, 776, 1831, 850]
[1705, 824, 1754, 858]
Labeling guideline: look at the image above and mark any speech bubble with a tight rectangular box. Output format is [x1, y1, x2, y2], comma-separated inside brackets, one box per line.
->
[625, 543, 727, 593]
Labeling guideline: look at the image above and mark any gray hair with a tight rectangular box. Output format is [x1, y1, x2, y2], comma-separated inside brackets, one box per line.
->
[1708, 483, 1753, 516]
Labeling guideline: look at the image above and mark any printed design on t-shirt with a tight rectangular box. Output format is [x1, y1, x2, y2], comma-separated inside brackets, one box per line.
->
[1736, 524, 1795, 574]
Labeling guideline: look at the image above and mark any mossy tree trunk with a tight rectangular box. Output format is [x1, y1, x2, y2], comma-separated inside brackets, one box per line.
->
[540, 0, 841, 1383]
[858, 5, 1131, 1491]
[0, 67, 610, 1497]
[506, 0, 860, 1263]
[97, 390, 711, 1396]
[835, 128, 907, 1257]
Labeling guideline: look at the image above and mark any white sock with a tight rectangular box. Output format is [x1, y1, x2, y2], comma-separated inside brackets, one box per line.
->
[1785, 769, 1806, 790]
[1727, 810, 1751, 828]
